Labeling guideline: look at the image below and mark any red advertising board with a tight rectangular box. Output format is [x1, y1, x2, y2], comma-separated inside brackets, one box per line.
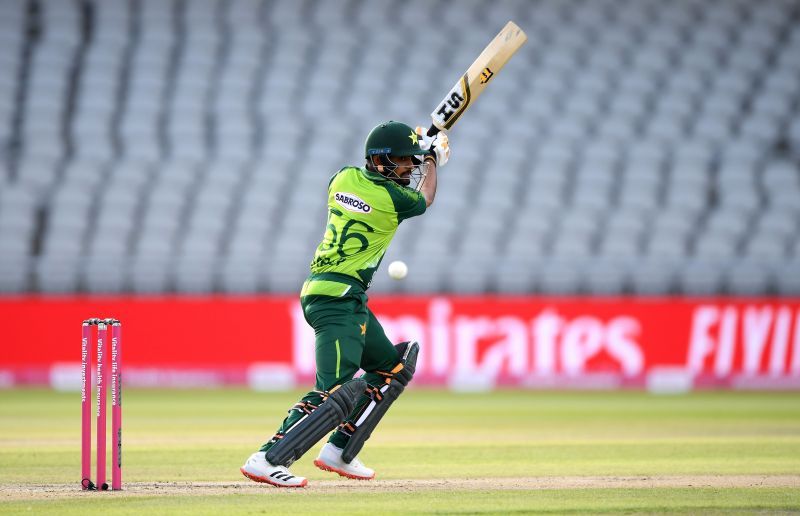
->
[1, 295, 799, 390]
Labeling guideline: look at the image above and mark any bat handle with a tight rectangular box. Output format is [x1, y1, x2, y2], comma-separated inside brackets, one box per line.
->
[426, 125, 440, 137]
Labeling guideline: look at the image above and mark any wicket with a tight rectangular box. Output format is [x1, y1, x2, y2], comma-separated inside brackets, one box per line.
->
[81, 318, 122, 491]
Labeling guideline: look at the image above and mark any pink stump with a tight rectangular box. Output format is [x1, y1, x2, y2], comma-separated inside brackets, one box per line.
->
[81, 323, 92, 489]
[111, 322, 122, 490]
[96, 322, 108, 490]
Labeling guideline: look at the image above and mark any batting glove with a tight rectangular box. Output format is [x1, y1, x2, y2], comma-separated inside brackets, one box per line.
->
[415, 126, 450, 167]
[415, 126, 434, 151]
[430, 132, 450, 167]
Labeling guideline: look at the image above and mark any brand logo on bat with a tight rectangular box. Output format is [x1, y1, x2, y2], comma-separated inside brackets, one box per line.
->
[480, 67, 494, 84]
[335, 192, 372, 213]
[435, 91, 465, 123]
[432, 74, 473, 130]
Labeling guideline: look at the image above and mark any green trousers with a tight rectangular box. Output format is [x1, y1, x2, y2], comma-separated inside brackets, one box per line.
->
[260, 274, 399, 453]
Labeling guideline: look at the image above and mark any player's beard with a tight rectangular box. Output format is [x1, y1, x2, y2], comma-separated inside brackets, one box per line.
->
[371, 156, 423, 188]
[384, 158, 414, 187]
[389, 165, 426, 189]
[393, 171, 412, 187]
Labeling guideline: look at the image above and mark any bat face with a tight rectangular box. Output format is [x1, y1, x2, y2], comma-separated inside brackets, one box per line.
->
[429, 21, 527, 135]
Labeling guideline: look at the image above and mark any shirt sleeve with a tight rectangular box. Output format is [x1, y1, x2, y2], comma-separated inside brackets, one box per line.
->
[386, 183, 427, 222]
[328, 168, 346, 189]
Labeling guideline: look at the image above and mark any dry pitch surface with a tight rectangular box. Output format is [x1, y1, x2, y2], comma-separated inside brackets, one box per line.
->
[3, 476, 800, 501]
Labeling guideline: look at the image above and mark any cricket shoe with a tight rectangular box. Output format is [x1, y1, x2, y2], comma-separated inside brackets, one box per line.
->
[313, 442, 375, 480]
[240, 452, 307, 488]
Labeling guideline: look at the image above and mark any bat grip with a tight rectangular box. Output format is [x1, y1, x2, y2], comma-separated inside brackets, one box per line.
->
[426, 125, 440, 137]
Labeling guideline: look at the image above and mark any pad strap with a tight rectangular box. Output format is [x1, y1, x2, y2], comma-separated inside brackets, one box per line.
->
[341, 342, 418, 463]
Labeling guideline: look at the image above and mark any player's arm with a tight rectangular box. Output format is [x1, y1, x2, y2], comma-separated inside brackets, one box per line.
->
[416, 130, 449, 207]
[418, 158, 437, 207]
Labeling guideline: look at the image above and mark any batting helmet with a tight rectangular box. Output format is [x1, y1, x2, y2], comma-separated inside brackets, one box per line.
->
[364, 121, 431, 159]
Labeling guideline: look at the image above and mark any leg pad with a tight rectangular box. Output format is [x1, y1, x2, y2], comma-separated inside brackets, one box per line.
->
[341, 342, 418, 463]
[266, 379, 365, 467]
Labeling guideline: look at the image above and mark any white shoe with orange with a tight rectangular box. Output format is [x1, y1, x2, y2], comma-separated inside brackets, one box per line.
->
[313, 443, 375, 480]
[240, 452, 307, 488]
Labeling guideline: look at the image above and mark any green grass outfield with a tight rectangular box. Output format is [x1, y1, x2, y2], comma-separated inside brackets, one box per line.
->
[1, 388, 799, 514]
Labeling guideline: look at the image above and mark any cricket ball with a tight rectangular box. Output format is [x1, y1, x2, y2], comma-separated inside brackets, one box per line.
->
[387, 260, 408, 280]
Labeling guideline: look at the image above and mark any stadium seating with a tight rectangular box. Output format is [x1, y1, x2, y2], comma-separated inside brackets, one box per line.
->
[0, 0, 798, 295]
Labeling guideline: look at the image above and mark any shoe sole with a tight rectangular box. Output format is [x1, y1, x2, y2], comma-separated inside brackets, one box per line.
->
[240, 467, 308, 488]
[313, 459, 375, 480]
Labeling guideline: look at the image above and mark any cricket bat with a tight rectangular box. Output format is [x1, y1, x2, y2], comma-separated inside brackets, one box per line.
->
[428, 21, 528, 136]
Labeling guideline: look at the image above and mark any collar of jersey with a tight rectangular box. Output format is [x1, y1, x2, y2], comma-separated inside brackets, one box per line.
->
[360, 167, 391, 184]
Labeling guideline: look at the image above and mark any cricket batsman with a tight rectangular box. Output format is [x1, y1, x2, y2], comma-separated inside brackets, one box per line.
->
[241, 121, 450, 487]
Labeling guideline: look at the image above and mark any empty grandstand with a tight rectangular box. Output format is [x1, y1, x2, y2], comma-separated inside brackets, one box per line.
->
[0, 0, 798, 295]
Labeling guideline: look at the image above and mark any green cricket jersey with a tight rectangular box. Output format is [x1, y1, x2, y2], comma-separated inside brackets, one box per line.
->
[310, 166, 426, 288]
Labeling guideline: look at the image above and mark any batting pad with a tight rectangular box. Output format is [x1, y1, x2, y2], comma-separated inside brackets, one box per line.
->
[342, 342, 418, 463]
[266, 379, 366, 467]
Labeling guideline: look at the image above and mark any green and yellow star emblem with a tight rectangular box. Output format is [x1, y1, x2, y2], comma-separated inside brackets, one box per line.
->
[408, 131, 419, 145]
